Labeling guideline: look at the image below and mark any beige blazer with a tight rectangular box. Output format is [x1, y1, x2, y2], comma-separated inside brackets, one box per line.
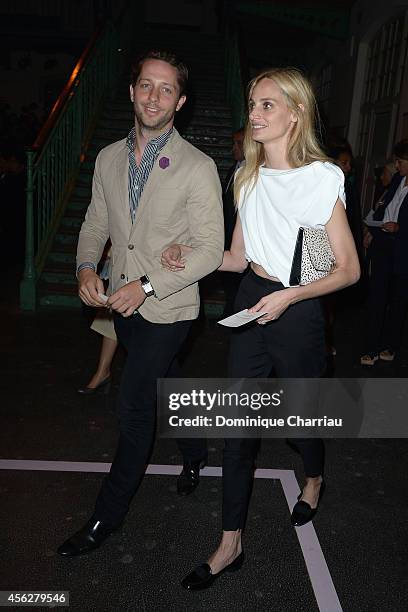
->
[77, 129, 224, 323]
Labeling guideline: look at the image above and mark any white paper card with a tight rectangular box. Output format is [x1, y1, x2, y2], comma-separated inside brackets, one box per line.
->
[98, 292, 109, 303]
[218, 309, 268, 327]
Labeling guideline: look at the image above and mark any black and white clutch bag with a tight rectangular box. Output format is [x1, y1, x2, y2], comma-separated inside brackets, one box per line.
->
[289, 227, 336, 286]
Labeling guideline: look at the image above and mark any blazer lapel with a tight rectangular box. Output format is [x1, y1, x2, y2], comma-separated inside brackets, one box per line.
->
[115, 145, 132, 225]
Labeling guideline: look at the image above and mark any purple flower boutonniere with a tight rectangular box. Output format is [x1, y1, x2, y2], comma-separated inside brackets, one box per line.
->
[159, 156, 170, 169]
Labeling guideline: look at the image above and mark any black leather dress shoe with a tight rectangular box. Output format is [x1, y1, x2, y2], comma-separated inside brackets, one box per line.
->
[291, 481, 326, 527]
[181, 552, 245, 591]
[177, 459, 205, 496]
[77, 376, 111, 395]
[57, 518, 119, 557]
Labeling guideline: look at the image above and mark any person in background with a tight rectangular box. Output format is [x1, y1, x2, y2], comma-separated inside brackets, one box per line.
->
[363, 160, 397, 250]
[360, 141, 408, 365]
[331, 144, 363, 262]
[78, 246, 118, 395]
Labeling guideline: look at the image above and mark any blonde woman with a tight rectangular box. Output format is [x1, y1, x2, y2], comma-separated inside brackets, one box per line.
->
[162, 68, 360, 590]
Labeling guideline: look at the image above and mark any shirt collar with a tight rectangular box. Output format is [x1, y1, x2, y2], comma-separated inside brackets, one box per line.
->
[398, 176, 408, 191]
[126, 126, 173, 155]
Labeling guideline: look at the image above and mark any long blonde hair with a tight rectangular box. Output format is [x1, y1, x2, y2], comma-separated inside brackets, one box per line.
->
[235, 67, 329, 205]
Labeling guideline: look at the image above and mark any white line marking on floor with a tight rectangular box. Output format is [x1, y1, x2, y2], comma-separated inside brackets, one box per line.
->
[0, 460, 342, 611]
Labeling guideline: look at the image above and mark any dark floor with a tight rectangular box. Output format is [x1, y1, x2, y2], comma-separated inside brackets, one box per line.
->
[1, 267, 407, 611]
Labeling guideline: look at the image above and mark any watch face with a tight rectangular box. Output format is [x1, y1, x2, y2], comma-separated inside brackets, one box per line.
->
[140, 275, 154, 296]
[142, 282, 153, 296]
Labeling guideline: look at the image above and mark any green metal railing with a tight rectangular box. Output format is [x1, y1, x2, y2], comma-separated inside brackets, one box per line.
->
[20, 5, 135, 310]
[224, 22, 247, 131]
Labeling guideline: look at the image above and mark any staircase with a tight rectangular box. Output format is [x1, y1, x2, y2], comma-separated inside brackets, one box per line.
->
[39, 29, 233, 314]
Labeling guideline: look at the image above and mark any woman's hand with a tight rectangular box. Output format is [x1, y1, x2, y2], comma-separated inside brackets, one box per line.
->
[382, 222, 399, 233]
[161, 244, 189, 271]
[249, 288, 296, 324]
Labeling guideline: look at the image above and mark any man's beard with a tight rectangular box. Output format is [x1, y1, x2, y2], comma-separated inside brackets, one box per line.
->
[134, 104, 175, 132]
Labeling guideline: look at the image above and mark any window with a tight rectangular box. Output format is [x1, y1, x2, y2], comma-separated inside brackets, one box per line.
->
[358, 15, 408, 156]
[315, 64, 333, 115]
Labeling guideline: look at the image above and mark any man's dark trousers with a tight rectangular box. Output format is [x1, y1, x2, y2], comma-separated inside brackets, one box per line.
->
[94, 312, 205, 526]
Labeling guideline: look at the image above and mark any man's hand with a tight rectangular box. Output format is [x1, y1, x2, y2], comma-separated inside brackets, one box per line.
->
[107, 280, 146, 317]
[382, 222, 399, 233]
[78, 268, 106, 306]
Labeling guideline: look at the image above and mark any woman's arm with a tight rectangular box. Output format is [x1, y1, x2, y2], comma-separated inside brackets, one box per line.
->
[292, 199, 361, 299]
[161, 216, 249, 273]
[250, 200, 360, 322]
[218, 216, 248, 273]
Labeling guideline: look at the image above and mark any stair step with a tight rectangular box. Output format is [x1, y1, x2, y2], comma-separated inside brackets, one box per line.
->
[60, 216, 83, 230]
[47, 242, 77, 253]
[43, 260, 76, 274]
[41, 271, 76, 286]
[184, 134, 231, 148]
[72, 185, 92, 198]
[53, 234, 78, 247]
[67, 198, 89, 210]
[76, 178, 93, 189]
[65, 207, 87, 219]
[46, 251, 76, 265]
[39, 280, 77, 295]
[54, 226, 79, 237]
[181, 117, 233, 128]
[183, 126, 233, 138]
[39, 294, 81, 308]
[81, 160, 97, 171]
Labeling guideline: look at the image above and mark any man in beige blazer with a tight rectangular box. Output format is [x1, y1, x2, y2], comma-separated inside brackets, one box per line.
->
[58, 50, 223, 557]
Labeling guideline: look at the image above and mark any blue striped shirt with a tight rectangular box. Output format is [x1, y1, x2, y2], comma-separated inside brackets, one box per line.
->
[126, 126, 173, 222]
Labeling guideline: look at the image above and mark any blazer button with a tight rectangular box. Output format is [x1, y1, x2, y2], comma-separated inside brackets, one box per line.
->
[128, 244, 134, 250]
[120, 274, 125, 279]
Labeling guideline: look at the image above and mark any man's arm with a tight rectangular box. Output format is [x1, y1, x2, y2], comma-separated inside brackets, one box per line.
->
[76, 153, 110, 306]
[160, 216, 249, 276]
[146, 158, 224, 300]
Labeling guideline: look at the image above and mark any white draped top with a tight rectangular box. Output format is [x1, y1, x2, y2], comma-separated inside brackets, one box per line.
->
[238, 161, 346, 287]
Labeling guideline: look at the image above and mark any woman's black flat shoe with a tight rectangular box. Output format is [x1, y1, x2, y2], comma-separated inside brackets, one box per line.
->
[181, 551, 245, 591]
[77, 376, 111, 395]
[291, 480, 326, 527]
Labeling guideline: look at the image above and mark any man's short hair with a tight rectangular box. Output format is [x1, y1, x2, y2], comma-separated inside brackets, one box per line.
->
[328, 145, 352, 161]
[130, 50, 188, 97]
[394, 139, 408, 161]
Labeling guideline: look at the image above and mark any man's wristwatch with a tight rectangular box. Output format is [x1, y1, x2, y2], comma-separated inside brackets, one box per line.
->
[139, 275, 155, 297]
